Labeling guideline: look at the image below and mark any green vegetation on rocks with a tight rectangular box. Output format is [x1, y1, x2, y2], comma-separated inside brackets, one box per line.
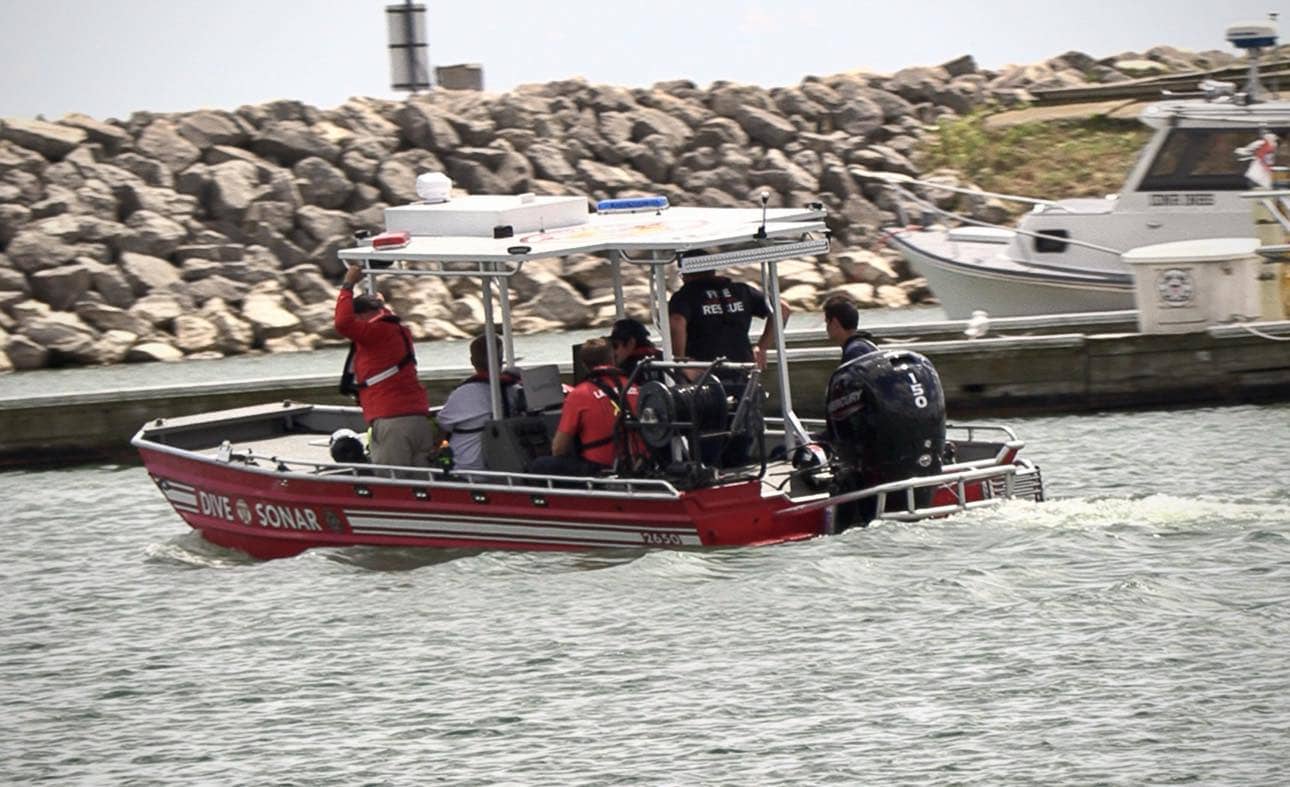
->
[917, 112, 1152, 206]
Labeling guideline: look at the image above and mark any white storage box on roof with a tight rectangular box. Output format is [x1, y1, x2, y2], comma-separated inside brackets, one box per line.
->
[1121, 237, 1262, 333]
[384, 193, 588, 238]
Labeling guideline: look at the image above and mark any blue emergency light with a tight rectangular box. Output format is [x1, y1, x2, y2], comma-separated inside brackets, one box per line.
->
[595, 196, 670, 214]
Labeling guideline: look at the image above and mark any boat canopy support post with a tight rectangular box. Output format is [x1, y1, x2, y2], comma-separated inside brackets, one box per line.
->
[654, 261, 674, 361]
[480, 271, 503, 420]
[762, 260, 808, 453]
[495, 262, 516, 367]
[611, 251, 625, 322]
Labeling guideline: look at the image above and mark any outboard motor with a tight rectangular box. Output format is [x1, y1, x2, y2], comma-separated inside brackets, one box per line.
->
[824, 350, 945, 529]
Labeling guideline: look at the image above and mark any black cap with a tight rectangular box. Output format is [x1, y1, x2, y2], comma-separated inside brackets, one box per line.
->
[608, 318, 650, 345]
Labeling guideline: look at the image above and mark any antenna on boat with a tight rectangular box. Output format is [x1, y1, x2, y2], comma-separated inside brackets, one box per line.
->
[755, 191, 769, 240]
[1227, 15, 1279, 103]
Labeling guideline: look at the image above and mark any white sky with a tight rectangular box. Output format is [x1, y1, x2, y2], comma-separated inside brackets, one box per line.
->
[0, 0, 1280, 121]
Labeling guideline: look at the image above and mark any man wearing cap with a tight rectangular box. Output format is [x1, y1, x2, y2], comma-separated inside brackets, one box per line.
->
[335, 265, 434, 467]
[608, 318, 662, 380]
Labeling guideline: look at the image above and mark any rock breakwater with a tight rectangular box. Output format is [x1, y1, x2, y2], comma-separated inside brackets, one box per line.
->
[0, 44, 1235, 372]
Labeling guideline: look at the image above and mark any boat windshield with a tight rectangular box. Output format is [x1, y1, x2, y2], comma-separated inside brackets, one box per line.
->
[1138, 127, 1290, 191]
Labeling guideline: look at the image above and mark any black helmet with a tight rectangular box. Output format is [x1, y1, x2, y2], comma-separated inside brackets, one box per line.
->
[329, 428, 367, 463]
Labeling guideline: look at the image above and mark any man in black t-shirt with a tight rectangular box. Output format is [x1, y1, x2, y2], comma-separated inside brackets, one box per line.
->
[667, 269, 790, 371]
[668, 268, 790, 467]
[823, 294, 879, 363]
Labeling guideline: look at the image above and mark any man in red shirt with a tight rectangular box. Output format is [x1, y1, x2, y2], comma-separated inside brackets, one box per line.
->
[334, 265, 434, 467]
[530, 338, 637, 477]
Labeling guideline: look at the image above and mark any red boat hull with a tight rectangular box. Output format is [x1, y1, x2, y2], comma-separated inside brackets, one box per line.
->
[140, 447, 828, 559]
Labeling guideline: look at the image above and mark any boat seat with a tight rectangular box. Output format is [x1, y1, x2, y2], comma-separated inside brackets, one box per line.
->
[482, 413, 559, 473]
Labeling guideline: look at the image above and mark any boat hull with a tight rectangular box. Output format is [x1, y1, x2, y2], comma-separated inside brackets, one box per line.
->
[138, 446, 827, 559]
[888, 229, 1135, 319]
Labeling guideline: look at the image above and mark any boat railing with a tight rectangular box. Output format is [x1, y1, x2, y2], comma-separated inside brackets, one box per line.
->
[1242, 188, 1290, 235]
[773, 460, 1043, 526]
[134, 432, 685, 499]
[768, 417, 1018, 445]
[882, 180, 1125, 259]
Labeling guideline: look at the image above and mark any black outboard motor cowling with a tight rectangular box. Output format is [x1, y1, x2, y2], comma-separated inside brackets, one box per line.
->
[825, 350, 946, 528]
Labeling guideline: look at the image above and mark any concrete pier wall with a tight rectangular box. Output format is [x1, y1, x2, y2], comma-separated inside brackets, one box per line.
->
[3, 318, 1288, 466]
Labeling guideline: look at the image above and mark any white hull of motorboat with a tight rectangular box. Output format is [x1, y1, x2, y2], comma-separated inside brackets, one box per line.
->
[886, 228, 1135, 319]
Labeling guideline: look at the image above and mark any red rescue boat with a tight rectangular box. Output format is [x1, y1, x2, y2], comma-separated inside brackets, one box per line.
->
[135, 189, 1044, 559]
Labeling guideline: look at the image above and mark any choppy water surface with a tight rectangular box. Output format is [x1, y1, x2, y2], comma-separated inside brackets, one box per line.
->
[2, 404, 1288, 785]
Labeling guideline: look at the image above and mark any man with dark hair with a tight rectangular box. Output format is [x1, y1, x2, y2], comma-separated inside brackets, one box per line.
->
[529, 338, 638, 477]
[824, 294, 879, 363]
[436, 334, 520, 471]
[608, 317, 662, 380]
[669, 266, 789, 467]
[335, 265, 434, 467]
[668, 268, 790, 372]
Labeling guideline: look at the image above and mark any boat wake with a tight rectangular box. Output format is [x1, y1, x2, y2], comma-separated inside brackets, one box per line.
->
[143, 531, 261, 569]
[950, 492, 1290, 533]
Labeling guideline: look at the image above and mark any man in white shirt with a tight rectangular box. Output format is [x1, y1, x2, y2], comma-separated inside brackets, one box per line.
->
[435, 335, 520, 470]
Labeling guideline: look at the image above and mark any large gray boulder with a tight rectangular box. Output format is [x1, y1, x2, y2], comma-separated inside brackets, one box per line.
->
[576, 159, 645, 192]
[242, 291, 302, 340]
[6, 226, 105, 274]
[395, 103, 462, 151]
[0, 118, 87, 159]
[0, 203, 32, 245]
[76, 301, 154, 336]
[117, 210, 187, 257]
[735, 106, 797, 148]
[30, 262, 92, 310]
[5, 334, 48, 369]
[20, 312, 98, 361]
[119, 251, 182, 295]
[136, 119, 202, 174]
[0, 138, 48, 175]
[58, 114, 129, 153]
[177, 110, 249, 149]
[129, 293, 185, 327]
[526, 142, 577, 181]
[200, 299, 255, 353]
[374, 158, 419, 204]
[208, 160, 264, 220]
[253, 121, 340, 164]
[524, 278, 595, 328]
[293, 156, 352, 209]
[126, 341, 184, 363]
[172, 314, 220, 353]
[113, 152, 173, 188]
[294, 205, 351, 246]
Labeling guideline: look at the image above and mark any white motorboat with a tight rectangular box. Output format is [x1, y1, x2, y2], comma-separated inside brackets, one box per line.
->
[886, 20, 1290, 319]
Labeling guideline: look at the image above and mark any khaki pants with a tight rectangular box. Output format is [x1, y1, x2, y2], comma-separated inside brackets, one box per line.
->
[370, 415, 436, 468]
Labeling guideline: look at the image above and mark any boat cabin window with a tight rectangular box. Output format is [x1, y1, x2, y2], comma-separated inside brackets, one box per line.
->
[1033, 229, 1069, 253]
[1138, 127, 1290, 191]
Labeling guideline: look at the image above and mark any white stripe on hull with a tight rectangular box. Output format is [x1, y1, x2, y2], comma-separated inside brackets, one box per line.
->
[346, 512, 702, 547]
[344, 508, 695, 534]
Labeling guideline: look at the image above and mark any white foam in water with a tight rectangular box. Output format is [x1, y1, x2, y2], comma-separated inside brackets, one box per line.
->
[955, 493, 1290, 532]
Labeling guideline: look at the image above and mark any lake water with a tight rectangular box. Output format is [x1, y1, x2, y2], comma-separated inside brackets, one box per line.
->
[2, 400, 1288, 784]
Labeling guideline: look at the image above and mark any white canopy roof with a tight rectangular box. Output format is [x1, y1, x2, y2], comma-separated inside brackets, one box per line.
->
[338, 205, 827, 266]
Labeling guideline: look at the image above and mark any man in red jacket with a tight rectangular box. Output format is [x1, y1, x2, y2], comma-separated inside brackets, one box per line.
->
[335, 265, 434, 467]
[530, 338, 638, 477]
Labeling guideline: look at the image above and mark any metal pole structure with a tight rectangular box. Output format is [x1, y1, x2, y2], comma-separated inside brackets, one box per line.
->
[480, 274, 503, 420]
[402, 0, 418, 94]
[611, 251, 625, 321]
[654, 262, 673, 360]
[495, 263, 516, 367]
[763, 260, 805, 454]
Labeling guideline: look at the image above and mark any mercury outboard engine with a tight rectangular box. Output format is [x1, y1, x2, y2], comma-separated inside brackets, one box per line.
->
[824, 349, 945, 529]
